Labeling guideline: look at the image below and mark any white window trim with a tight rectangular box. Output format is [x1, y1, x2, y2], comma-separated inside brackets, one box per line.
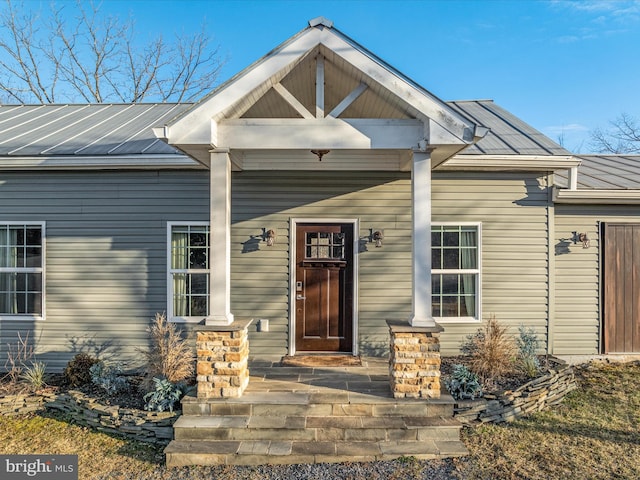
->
[431, 222, 482, 323]
[166, 221, 210, 323]
[0, 221, 46, 321]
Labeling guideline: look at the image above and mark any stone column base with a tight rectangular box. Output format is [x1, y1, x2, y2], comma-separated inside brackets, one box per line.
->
[387, 319, 443, 399]
[195, 319, 252, 398]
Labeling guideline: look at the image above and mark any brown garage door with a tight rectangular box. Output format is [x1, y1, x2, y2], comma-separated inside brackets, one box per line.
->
[603, 223, 640, 353]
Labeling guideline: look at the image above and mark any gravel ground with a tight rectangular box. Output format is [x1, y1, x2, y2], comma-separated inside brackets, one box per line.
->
[94, 457, 466, 480]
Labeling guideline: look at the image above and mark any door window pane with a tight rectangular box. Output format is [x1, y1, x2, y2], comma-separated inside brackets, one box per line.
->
[306, 231, 345, 259]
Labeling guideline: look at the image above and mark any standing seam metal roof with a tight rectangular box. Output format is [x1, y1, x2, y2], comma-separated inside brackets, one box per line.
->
[555, 155, 640, 190]
[0, 100, 569, 158]
[0, 103, 192, 157]
[449, 100, 570, 156]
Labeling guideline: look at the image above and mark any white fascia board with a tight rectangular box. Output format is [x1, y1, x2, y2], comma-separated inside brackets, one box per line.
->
[0, 155, 202, 170]
[164, 28, 325, 146]
[319, 31, 475, 145]
[218, 118, 423, 150]
[437, 154, 580, 171]
[553, 187, 640, 204]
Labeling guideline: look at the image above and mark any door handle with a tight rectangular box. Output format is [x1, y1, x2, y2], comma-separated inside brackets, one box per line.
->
[296, 295, 306, 300]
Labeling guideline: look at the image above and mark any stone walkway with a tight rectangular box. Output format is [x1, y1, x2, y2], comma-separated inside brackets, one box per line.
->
[247, 357, 396, 399]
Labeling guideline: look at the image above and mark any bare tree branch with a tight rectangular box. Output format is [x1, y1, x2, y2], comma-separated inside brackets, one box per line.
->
[152, 25, 224, 102]
[0, 1, 55, 102]
[0, 0, 224, 103]
[590, 113, 640, 154]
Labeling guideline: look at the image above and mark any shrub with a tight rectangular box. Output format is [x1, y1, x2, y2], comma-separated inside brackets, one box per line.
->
[63, 353, 100, 387]
[3, 332, 34, 385]
[89, 362, 129, 395]
[21, 361, 47, 391]
[517, 324, 540, 377]
[461, 314, 516, 388]
[143, 377, 185, 412]
[139, 312, 193, 392]
[446, 364, 483, 400]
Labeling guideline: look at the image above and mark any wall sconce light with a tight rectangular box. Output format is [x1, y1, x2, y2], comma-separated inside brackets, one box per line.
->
[264, 229, 276, 247]
[572, 231, 590, 249]
[579, 233, 590, 249]
[370, 229, 384, 248]
[311, 149, 330, 161]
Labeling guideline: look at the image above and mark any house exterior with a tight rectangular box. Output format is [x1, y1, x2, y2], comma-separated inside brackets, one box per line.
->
[1, 18, 639, 372]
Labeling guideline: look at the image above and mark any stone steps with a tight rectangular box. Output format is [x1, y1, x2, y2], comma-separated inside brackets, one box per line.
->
[165, 392, 467, 466]
[181, 393, 454, 418]
[165, 438, 467, 466]
[172, 414, 462, 442]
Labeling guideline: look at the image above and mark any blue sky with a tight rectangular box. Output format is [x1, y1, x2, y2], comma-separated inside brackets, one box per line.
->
[22, 0, 640, 153]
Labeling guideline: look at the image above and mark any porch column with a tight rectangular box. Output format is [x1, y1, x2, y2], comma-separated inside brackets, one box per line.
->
[409, 150, 435, 327]
[206, 149, 234, 326]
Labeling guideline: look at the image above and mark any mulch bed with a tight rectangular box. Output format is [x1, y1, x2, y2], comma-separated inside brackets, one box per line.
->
[440, 355, 553, 394]
[1, 372, 148, 410]
[2, 354, 552, 411]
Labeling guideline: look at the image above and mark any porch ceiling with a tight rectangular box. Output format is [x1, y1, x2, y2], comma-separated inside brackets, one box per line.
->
[240, 45, 414, 121]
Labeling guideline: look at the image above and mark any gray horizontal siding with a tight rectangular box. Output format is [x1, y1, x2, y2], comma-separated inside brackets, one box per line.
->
[236, 170, 553, 357]
[553, 205, 640, 355]
[432, 172, 550, 355]
[231, 171, 412, 359]
[0, 170, 209, 371]
[1, 167, 561, 370]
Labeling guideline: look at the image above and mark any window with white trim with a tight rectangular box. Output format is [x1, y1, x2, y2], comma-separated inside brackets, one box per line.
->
[168, 223, 210, 321]
[432, 224, 480, 321]
[0, 224, 44, 318]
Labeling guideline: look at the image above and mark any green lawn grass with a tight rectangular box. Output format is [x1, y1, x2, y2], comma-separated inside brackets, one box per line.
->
[457, 361, 640, 479]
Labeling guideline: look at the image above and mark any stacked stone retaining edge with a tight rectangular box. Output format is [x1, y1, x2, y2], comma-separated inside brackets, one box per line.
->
[1, 356, 577, 443]
[0, 390, 178, 444]
[0, 392, 57, 416]
[453, 357, 577, 424]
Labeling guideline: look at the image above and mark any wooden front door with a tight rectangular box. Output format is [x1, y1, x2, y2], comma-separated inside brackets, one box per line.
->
[295, 223, 354, 352]
[603, 223, 640, 353]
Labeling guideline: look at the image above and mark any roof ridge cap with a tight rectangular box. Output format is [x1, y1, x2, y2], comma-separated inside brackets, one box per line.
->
[308, 16, 334, 28]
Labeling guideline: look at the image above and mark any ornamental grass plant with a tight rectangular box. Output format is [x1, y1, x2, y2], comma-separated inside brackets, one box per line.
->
[139, 312, 194, 393]
[461, 314, 516, 389]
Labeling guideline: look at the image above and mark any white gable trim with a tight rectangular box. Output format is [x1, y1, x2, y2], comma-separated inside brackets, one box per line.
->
[329, 82, 368, 118]
[317, 31, 474, 144]
[272, 83, 314, 119]
[162, 23, 477, 150]
[164, 28, 325, 146]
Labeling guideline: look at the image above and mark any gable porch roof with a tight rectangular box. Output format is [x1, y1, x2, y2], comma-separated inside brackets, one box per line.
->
[157, 17, 483, 168]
